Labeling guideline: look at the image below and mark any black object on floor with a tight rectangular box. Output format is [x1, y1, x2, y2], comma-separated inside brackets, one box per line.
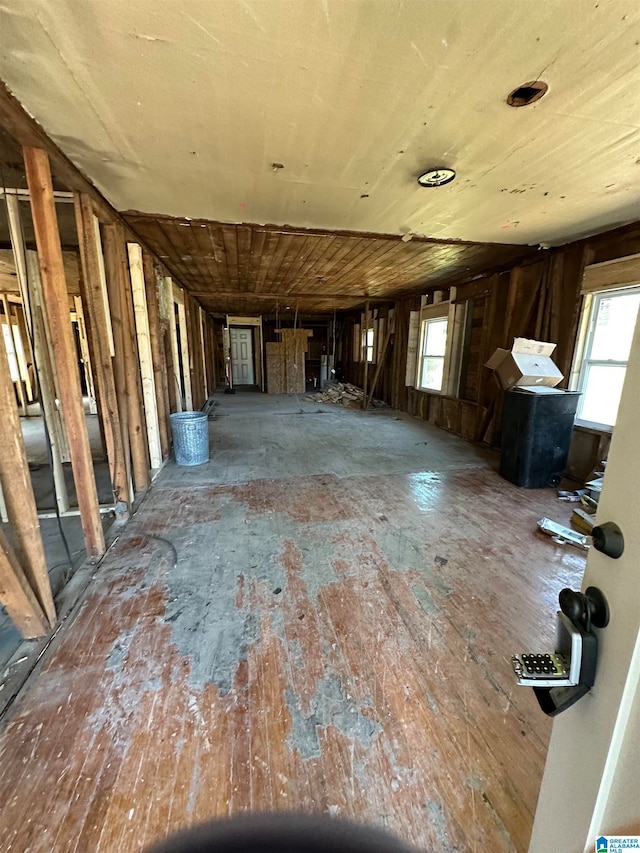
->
[500, 388, 580, 488]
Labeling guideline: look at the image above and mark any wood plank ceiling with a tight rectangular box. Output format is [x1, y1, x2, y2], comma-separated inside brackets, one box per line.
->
[125, 214, 538, 314]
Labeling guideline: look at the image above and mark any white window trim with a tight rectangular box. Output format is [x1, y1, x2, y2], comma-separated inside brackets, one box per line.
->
[405, 290, 465, 394]
[362, 326, 375, 363]
[570, 283, 640, 431]
[416, 304, 449, 394]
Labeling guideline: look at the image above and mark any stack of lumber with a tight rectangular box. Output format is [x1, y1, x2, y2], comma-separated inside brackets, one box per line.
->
[307, 382, 387, 408]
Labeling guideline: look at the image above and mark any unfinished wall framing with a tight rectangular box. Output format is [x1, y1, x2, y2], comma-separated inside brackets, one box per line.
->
[0, 91, 217, 641]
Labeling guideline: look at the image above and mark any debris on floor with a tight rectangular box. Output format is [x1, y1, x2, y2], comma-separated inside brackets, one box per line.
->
[557, 489, 586, 502]
[306, 381, 387, 408]
[537, 517, 589, 551]
[584, 478, 603, 504]
[571, 507, 596, 535]
[202, 397, 218, 419]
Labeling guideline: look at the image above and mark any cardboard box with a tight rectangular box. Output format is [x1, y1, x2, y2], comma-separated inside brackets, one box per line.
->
[485, 338, 563, 390]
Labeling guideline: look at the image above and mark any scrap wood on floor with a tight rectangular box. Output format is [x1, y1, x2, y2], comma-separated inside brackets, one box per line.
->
[306, 381, 387, 408]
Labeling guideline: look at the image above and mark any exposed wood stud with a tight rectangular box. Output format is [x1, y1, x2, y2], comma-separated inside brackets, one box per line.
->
[13, 302, 35, 402]
[128, 243, 162, 470]
[362, 299, 370, 410]
[0, 313, 55, 625]
[142, 253, 170, 460]
[74, 192, 128, 509]
[72, 294, 97, 414]
[101, 224, 134, 511]
[26, 251, 70, 513]
[0, 527, 49, 639]
[184, 294, 205, 410]
[114, 228, 150, 492]
[24, 146, 105, 558]
[166, 277, 182, 413]
[2, 294, 28, 415]
[199, 307, 208, 401]
[174, 284, 193, 410]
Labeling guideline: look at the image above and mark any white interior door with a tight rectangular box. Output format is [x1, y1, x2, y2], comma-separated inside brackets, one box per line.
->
[530, 315, 640, 851]
[230, 327, 254, 386]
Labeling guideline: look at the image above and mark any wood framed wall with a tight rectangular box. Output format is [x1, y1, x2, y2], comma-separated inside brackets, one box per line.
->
[0, 87, 216, 640]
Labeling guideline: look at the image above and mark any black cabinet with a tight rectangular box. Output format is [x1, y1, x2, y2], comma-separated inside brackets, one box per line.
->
[500, 389, 580, 488]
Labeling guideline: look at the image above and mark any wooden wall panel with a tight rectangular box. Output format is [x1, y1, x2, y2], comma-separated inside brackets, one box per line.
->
[184, 294, 206, 410]
[266, 342, 285, 394]
[344, 241, 590, 450]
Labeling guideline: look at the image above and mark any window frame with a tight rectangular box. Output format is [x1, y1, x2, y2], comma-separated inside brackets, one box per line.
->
[416, 305, 449, 394]
[572, 284, 640, 431]
[362, 326, 375, 363]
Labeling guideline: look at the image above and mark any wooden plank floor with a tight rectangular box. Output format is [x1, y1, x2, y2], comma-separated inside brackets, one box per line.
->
[0, 396, 586, 852]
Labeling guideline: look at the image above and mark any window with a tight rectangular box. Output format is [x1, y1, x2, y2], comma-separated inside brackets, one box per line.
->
[418, 316, 448, 392]
[362, 327, 374, 363]
[575, 286, 640, 429]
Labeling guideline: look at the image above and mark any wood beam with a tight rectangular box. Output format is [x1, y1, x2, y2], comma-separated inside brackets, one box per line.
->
[101, 224, 133, 511]
[26, 252, 70, 513]
[127, 243, 162, 470]
[199, 307, 209, 400]
[24, 147, 105, 558]
[0, 316, 55, 625]
[74, 192, 128, 512]
[184, 294, 205, 410]
[166, 278, 182, 412]
[362, 300, 370, 410]
[2, 295, 27, 415]
[115, 231, 150, 491]
[141, 253, 170, 460]
[72, 294, 97, 414]
[0, 528, 49, 639]
[13, 302, 35, 402]
[173, 284, 193, 410]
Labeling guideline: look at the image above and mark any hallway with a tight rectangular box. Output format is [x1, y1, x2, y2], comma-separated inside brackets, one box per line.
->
[0, 394, 585, 852]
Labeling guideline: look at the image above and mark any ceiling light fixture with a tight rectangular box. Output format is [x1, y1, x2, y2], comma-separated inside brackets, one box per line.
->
[417, 167, 456, 187]
[507, 80, 548, 107]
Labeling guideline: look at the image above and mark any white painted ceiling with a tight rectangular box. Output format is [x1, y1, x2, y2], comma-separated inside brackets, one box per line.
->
[1, 0, 640, 246]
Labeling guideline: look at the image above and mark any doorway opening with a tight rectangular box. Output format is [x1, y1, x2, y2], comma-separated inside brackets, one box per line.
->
[226, 315, 264, 391]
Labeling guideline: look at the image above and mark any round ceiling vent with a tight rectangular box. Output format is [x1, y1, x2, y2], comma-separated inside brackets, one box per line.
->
[417, 168, 456, 187]
[507, 81, 548, 107]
